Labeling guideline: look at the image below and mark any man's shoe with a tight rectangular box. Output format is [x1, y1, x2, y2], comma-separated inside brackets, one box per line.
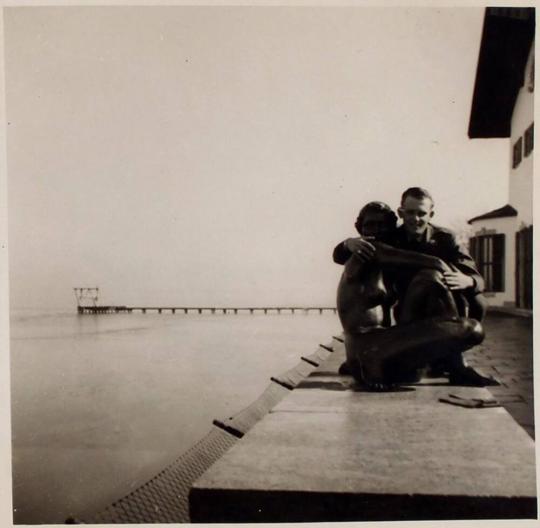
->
[449, 366, 500, 387]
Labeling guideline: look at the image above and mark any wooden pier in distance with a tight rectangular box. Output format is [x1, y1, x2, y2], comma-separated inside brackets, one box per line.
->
[77, 305, 337, 315]
[73, 289, 337, 315]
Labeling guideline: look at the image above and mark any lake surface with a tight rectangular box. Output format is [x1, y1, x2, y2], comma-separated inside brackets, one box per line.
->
[10, 309, 340, 524]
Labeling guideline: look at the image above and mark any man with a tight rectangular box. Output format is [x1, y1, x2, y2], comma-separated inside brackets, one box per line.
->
[336, 201, 489, 390]
[394, 187, 487, 323]
[334, 187, 487, 323]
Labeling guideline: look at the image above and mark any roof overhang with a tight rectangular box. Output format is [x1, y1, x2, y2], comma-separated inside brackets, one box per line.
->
[468, 8, 535, 139]
[468, 204, 518, 224]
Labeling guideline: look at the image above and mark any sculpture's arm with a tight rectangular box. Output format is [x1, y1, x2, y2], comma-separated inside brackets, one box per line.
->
[373, 242, 452, 273]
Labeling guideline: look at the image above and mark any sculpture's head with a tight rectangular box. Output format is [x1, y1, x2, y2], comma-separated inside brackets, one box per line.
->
[354, 201, 397, 240]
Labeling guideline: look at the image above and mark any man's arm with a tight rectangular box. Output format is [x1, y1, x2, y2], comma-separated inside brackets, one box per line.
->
[435, 232, 485, 293]
[453, 248, 485, 293]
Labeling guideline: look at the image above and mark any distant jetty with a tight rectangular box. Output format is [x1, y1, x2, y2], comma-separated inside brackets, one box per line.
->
[74, 286, 337, 315]
[77, 305, 337, 315]
[73, 286, 337, 314]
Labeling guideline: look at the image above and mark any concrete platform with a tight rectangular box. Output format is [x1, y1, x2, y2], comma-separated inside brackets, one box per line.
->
[190, 349, 536, 522]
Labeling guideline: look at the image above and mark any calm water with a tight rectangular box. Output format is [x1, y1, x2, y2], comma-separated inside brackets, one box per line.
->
[10, 309, 340, 524]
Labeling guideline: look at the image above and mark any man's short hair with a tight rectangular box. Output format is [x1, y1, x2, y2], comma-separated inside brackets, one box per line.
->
[355, 201, 398, 234]
[400, 187, 434, 206]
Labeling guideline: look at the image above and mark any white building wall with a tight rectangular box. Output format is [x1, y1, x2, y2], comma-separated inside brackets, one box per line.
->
[470, 215, 518, 306]
[509, 41, 534, 225]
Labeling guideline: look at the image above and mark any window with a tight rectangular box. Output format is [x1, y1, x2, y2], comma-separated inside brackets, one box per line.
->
[524, 123, 534, 157]
[513, 137, 523, 168]
[469, 234, 505, 292]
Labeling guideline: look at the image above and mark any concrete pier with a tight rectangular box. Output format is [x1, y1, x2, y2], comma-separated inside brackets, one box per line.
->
[190, 341, 537, 522]
[77, 305, 338, 315]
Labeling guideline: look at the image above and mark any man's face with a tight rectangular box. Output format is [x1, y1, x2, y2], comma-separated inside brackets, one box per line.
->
[361, 212, 394, 240]
[398, 196, 434, 237]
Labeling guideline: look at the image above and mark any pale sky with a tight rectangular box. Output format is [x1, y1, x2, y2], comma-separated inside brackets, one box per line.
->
[6, 6, 510, 309]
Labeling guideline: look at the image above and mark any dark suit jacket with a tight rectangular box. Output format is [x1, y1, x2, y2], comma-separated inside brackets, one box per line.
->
[332, 223, 484, 296]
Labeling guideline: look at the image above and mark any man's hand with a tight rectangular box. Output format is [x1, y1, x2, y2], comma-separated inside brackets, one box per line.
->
[344, 237, 376, 263]
[433, 258, 453, 274]
[443, 270, 474, 290]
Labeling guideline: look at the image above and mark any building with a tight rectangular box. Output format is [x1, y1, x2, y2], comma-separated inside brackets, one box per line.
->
[467, 7, 534, 310]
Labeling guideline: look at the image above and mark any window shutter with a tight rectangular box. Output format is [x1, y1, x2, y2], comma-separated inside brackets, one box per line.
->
[492, 234, 505, 292]
[513, 137, 523, 168]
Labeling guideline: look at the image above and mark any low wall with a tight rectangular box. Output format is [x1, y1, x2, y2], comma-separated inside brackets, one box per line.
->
[190, 341, 537, 522]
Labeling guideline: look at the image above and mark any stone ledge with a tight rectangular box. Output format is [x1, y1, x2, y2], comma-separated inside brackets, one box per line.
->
[190, 344, 537, 522]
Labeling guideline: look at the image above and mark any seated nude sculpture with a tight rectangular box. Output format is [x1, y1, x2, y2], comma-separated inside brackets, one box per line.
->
[337, 201, 493, 391]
